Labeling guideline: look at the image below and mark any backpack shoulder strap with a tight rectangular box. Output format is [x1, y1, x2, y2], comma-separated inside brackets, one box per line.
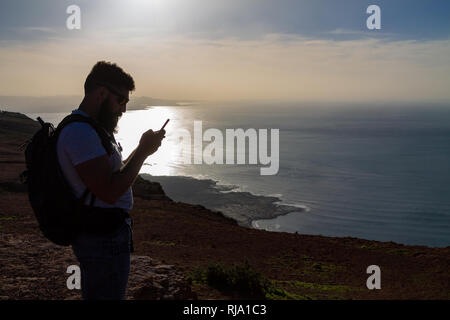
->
[56, 113, 114, 155]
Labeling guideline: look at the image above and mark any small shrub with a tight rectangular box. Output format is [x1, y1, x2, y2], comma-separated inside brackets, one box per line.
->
[206, 263, 230, 290]
[188, 261, 293, 299]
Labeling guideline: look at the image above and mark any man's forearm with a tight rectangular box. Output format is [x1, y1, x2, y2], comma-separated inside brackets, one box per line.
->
[123, 149, 136, 166]
[108, 146, 148, 202]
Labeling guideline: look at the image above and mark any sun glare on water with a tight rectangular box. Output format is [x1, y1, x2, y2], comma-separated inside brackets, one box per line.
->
[116, 106, 181, 176]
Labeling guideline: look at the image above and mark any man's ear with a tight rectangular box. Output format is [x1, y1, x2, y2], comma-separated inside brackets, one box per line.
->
[96, 86, 108, 103]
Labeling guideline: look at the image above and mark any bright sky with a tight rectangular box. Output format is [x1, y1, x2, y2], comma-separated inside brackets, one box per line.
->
[1, 0, 450, 103]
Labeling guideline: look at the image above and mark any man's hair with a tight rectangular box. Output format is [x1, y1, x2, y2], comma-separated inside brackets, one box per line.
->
[84, 61, 135, 94]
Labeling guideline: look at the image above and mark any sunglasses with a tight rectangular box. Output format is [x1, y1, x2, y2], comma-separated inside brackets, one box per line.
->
[97, 82, 129, 105]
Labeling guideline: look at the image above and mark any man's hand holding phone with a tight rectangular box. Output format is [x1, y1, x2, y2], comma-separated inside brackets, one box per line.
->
[138, 119, 169, 156]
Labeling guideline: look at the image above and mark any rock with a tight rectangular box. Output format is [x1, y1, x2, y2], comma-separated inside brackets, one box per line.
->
[128, 255, 197, 300]
[132, 176, 171, 201]
[132, 276, 197, 300]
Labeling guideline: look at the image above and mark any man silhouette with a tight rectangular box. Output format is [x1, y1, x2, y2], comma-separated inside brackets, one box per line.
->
[56, 61, 165, 299]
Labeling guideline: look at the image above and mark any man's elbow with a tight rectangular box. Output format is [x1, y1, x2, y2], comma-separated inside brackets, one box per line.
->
[93, 191, 121, 205]
[101, 196, 119, 206]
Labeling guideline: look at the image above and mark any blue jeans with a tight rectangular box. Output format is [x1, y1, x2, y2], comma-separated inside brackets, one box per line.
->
[71, 219, 132, 300]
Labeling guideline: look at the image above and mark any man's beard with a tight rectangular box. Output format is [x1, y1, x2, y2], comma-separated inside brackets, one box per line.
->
[97, 98, 121, 134]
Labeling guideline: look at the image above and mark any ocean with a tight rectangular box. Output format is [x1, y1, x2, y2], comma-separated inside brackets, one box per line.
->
[26, 102, 450, 247]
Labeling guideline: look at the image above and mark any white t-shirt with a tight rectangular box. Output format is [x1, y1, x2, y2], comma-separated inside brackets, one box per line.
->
[56, 110, 133, 211]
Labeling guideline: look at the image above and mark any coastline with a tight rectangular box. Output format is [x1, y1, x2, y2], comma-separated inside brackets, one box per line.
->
[140, 174, 306, 227]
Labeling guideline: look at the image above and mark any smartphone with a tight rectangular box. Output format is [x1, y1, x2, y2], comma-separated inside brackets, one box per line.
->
[160, 119, 170, 130]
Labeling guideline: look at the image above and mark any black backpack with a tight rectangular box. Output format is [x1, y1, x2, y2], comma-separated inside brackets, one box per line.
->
[21, 113, 125, 246]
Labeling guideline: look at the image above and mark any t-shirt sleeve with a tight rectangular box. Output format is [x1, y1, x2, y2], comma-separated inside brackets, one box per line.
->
[59, 122, 107, 166]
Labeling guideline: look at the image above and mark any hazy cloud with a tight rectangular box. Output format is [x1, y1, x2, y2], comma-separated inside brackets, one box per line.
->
[0, 1, 449, 104]
[1, 33, 449, 103]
